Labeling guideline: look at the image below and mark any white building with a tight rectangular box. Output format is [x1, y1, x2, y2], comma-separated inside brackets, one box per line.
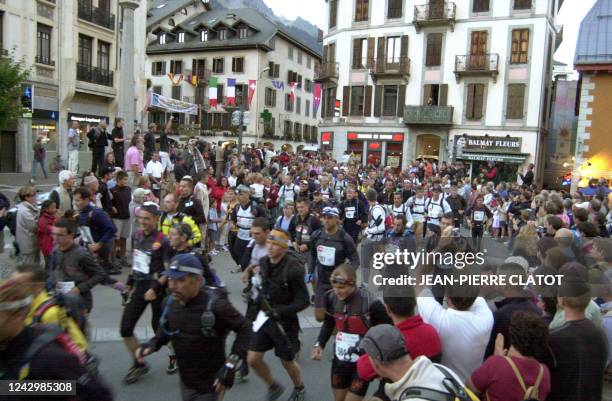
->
[0, 0, 148, 173]
[146, 2, 322, 149]
[319, 0, 562, 183]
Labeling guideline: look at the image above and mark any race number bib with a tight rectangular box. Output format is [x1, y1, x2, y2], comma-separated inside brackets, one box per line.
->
[345, 207, 356, 219]
[317, 245, 336, 266]
[237, 228, 251, 241]
[133, 249, 152, 274]
[473, 211, 485, 222]
[335, 332, 360, 362]
[57, 281, 75, 294]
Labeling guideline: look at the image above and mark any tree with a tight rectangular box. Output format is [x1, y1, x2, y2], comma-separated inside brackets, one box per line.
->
[0, 51, 30, 128]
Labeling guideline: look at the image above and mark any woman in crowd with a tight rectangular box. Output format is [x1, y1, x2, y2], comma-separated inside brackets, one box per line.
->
[15, 186, 40, 264]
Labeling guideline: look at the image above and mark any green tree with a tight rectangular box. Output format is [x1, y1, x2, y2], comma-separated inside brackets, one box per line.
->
[0, 51, 30, 128]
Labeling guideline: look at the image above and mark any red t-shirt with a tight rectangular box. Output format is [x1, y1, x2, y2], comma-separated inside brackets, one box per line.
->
[471, 355, 551, 401]
[357, 315, 441, 381]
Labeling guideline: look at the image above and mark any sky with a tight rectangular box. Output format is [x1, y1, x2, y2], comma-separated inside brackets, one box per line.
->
[263, 0, 597, 69]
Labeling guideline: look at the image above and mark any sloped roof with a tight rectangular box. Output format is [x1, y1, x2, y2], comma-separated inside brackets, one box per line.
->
[574, 0, 612, 65]
[147, 0, 195, 29]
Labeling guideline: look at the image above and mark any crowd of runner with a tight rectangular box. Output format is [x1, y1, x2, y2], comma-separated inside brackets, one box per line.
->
[0, 127, 611, 401]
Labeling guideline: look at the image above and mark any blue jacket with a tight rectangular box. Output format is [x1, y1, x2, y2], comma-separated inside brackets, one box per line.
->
[79, 204, 116, 244]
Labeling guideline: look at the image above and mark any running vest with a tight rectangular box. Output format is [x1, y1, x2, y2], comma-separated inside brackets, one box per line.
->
[329, 288, 374, 363]
[426, 195, 446, 226]
[391, 203, 409, 218]
[334, 180, 347, 200]
[320, 187, 334, 202]
[279, 184, 296, 207]
[236, 203, 256, 241]
[411, 197, 426, 223]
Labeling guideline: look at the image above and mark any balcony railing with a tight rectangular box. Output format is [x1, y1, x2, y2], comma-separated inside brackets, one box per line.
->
[403, 105, 454, 125]
[315, 62, 339, 82]
[454, 54, 499, 82]
[413, 2, 456, 32]
[370, 57, 410, 81]
[35, 55, 55, 67]
[78, 2, 115, 30]
[76, 63, 114, 87]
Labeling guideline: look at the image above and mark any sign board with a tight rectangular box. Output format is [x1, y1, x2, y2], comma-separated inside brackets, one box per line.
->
[460, 135, 522, 154]
[67, 113, 108, 124]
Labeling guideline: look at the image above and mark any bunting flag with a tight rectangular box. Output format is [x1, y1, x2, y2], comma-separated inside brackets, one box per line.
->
[313, 82, 322, 116]
[272, 80, 284, 90]
[188, 75, 199, 86]
[248, 80, 256, 107]
[167, 73, 184, 86]
[209, 77, 218, 107]
[290, 82, 297, 102]
[226, 78, 236, 105]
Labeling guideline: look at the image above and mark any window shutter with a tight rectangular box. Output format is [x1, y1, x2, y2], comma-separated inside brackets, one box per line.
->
[288, 69, 293, 83]
[274, 64, 280, 78]
[162, 61, 167, 74]
[374, 85, 383, 117]
[352, 39, 361, 69]
[321, 94, 327, 118]
[364, 85, 373, 116]
[507, 84, 525, 118]
[474, 84, 485, 119]
[377, 37, 386, 63]
[422, 84, 432, 105]
[342, 86, 350, 116]
[466, 84, 475, 118]
[323, 45, 329, 63]
[439, 84, 448, 106]
[367, 37, 376, 68]
[397, 85, 406, 117]
[400, 35, 409, 58]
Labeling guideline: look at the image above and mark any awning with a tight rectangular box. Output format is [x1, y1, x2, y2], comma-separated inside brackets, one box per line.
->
[459, 152, 528, 163]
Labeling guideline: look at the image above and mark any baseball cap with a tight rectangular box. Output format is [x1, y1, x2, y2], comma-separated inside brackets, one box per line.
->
[359, 324, 407, 362]
[162, 254, 204, 279]
[321, 206, 340, 218]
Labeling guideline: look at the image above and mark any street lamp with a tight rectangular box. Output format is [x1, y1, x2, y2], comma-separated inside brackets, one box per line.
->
[254, 67, 271, 144]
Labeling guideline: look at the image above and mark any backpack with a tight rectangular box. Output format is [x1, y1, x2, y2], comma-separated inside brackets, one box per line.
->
[503, 356, 544, 401]
[33, 293, 90, 339]
[399, 364, 480, 401]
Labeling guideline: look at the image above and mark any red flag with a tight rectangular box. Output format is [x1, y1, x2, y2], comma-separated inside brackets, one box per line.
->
[248, 80, 256, 108]
[290, 82, 297, 102]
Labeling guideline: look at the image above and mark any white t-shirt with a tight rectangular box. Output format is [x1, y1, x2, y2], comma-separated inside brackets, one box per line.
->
[145, 161, 164, 179]
[416, 289, 493, 382]
[250, 243, 268, 267]
[228, 175, 238, 188]
[250, 183, 264, 199]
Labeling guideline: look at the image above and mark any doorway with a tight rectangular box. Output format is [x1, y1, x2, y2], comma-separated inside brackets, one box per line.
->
[416, 134, 441, 160]
[0, 131, 17, 172]
[469, 31, 488, 69]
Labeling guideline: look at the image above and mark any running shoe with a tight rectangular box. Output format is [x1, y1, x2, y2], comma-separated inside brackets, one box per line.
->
[286, 387, 305, 401]
[166, 356, 178, 374]
[222, 245, 229, 252]
[123, 363, 149, 384]
[266, 382, 285, 401]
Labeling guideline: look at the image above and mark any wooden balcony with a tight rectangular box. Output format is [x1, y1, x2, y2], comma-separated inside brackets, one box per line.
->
[413, 2, 456, 32]
[315, 62, 339, 84]
[403, 105, 454, 125]
[370, 57, 410, 83]
[454, 54, 499, 82]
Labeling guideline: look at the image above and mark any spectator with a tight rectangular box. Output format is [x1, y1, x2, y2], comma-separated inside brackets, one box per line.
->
[111, 117, 125, 168]
[67, 120, 80, 174]
[15, 186, 40, 264]
[31, 137, 48, 182]
[111, 171, 132, 269]
[144, 151, 164, 200]
[49, 170, 75, 216]
[125, 135, 144, 185]
[37, 200, 58, 268]
[90, 120, 110, 174]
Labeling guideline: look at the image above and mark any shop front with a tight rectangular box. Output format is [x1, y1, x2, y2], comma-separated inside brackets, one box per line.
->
[32, 109, 59, 154]
[346, 132, 405, 169]
[455, 134, 530, 183]
[67, 112, 109, 145]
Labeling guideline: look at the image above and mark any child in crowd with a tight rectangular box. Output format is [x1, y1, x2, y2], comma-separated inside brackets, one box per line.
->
[250, 173, 265, 202]
[37, 200, 57, 269]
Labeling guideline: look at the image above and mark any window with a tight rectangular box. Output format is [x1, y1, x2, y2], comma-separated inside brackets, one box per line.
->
[296, 97, 302, 114]
[265, 88, 277, 107]
[511, 29, 529, 64]
[201, 30, 208, 42]
[423, 84, 448, 106]
[305, 79, 313, 93]
[170, 60, 182, 74]
[178, 32, 185, 43]
[387, 0, 403, 18]
[159, 34, 166, 45]
[36, 24, 52, 65]
[506, 84, 525, 119]
[236, 84, 248, 107]
[97, 41, 110, 71]
[296, 50, 302, 65]
[307, 56, 312, 68]
[284, 120, 292, 136]
[382, 85, 398, 116]
[306, 100, 311, 117]
[386, 36, 401, 63]
[287, 70, 299, 86]
[217, 84, 224, 103]
[232, 57, 244, 73]
[181, 7, 188, 15]
[285, 94, 294, 112]
[266, 63, 280, 78]
[426, 33, 442, 66]
[288, 47, 294, 60]
[78, 34, 93, 66]
[355, 0, 369, 22]
[153, 86, 162, 95]
[465, 83, 485, 119]
[473, 0, 489, 12]
[168, 18, 175, 27]
[329, 0, 338, 28]
[195, 86, 206, 105]
[266, 117, 276, 135]
[324, 87, 337, 117]
[294, 122, 301, 138]
[172, 85, 182, 100]
[152, 61, 166, 75]
[349, 86, 365, 116]
[218, 29, 227, 41]
[239, 27, 248, 39]
[352, 38, 368, 69]
[192, 59, 206, 78]
[213, 58, 224, 74]
[514, 0, 532, 10]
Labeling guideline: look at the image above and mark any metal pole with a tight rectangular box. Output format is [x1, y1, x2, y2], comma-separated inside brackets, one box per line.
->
[237, 105, 244, 152]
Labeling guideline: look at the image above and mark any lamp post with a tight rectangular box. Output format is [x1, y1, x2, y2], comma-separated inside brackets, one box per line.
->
[254, 67, 270, 144]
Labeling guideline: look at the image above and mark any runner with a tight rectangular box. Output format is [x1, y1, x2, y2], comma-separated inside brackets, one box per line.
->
[339, 186, 368, 244]
[229, 185, 267, 273]
[160, 193, 202, 248]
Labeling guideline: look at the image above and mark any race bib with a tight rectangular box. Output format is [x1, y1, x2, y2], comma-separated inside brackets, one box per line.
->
[473, 211, 485, 222]
[133, 249, 152, 274]
[345, 207, 356, 219]
[335, 332, 360, 362]
[237, 228, 251, 241]
[317, 245, 336, 266]
[57, 281, 75, 294]
[252, 310, 269, 333]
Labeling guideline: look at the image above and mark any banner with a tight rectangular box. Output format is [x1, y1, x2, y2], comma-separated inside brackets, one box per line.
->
[290, 82, 297, 102]
[188, 75, 199, 86]
[209, 77, 218, 107]
[227, 78, 236, 106]
[150, 93, 198, 115]
[313, 82, 322, 116]
[167, 73, 184, 86]
[248, 80, 256, 108]
[272, 80, 284, 90]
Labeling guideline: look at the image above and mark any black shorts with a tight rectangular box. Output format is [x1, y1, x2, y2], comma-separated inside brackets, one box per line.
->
[331, 358, 369, 396]
[249, 319, 300, 362]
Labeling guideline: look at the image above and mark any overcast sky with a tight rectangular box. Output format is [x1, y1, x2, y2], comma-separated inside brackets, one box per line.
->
[263, 0, 596, 69]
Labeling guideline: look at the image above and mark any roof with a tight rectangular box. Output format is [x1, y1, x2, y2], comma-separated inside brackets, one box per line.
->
[146, 7, 322, 58]
[574, 0, 612, 66]
[147, 0, 196, 29]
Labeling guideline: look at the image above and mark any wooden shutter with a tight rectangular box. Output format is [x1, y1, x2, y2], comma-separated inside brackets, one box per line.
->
[287, 69, 293, 83]
[274, 64, 280, 77]
[377, 37, 386, 64]
[323, 45, 329, 63]
[161, 61, 167, 74]
[506, 84, 525, 119]
[423, 84, 432, 105]
[374, 85, 383, 117]
[473, 84, 484, 119]
[352, 39, 362, 69]
[342, 86, 350, 116]
[439, 84, 448, 106]
[329, 43, 336, 63]
[367, 37, 376, 68]
[364, 85, 373, 116]
[397, 85, 406, 117]
[466, 84, 475, 118]
[426, 33, 442, 66]
[400, 35, 409, 58]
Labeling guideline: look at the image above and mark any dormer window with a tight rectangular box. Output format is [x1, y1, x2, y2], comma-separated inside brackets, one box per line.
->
[218, 28, 227, 41]
[178, 32, 185, 43]
[168, 18, 175, 27]
[159, 34, 166, 44]
[239, 27, 248, 39]
[201, 30, 208, 42]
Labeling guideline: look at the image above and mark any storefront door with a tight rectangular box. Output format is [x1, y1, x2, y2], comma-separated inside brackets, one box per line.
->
[366, 142, 382, 167]
[386, 143, 403, 170]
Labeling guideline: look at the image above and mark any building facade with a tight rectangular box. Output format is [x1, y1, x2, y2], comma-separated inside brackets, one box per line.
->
[319, 0, 561, 183]
[0, 0, 147, 173]
[571, 0, 612, 191]
[146, 3, 322, 149]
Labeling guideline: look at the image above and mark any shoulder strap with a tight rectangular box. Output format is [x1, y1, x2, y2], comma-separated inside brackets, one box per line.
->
[32, 298, 58, 324]
[399, 386, 453, 401]
[504, 357, 527, 393]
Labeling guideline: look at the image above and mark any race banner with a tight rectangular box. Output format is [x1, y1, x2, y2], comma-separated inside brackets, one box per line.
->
[150, 93, 198, 115]
[248, 80, 256, 107]
[313, 82, 322, 116]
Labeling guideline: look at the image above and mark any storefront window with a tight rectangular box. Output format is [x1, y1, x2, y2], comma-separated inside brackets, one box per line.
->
[367, 142, 382, 167]
[32, 122, 57, 151]
[386, 142, 402, 169]
[348, 140, 363, 164]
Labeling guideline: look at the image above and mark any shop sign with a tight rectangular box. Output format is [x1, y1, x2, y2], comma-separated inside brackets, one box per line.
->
[460, 135, 522, 153]
[67, 113, 108, 124]
[347, 132, 404, 142]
